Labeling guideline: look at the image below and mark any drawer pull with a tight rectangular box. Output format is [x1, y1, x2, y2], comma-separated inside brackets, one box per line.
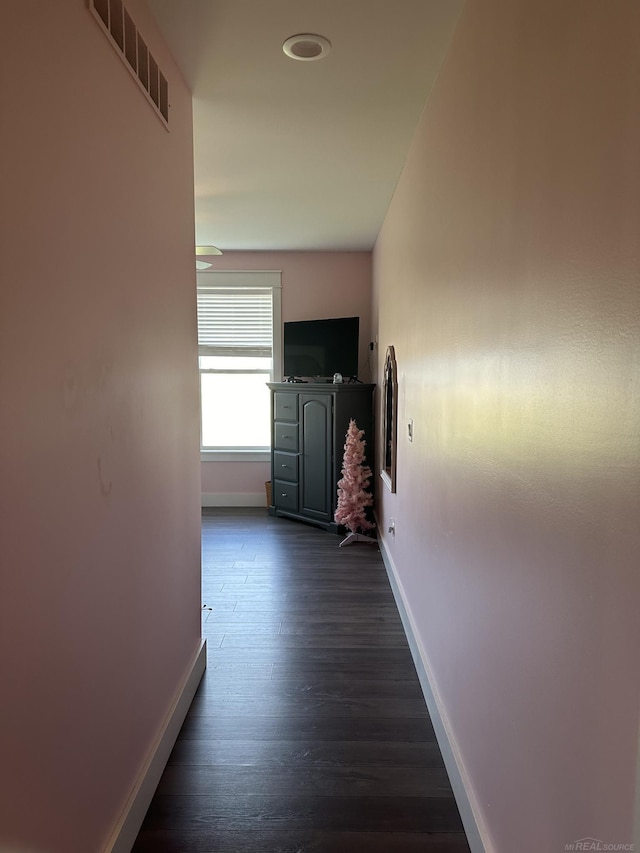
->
[281, 435, 291, 439]
[281, 492, 288, 497]
[281, 464, 288, 468]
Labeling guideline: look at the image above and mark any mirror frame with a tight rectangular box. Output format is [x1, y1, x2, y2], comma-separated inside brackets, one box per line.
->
[380, 345, 397, 493]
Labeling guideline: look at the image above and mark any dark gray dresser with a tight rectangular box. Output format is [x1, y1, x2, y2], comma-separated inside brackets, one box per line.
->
[267, 383, 375, 531]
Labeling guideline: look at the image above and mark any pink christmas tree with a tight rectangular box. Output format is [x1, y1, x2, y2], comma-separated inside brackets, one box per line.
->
[335, 419, 375, 544]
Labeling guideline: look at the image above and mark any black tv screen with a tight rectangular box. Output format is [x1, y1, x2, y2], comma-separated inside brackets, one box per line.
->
[284, 316, 359, 379]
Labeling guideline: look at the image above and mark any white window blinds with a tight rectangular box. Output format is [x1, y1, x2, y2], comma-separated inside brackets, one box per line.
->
[197, 287, 273, 359]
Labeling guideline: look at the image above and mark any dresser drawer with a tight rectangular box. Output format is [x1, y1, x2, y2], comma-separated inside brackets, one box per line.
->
[274, 392, 297, 421]
[274, 451, 298, 483]
[273, 479, 298, 512]
[274, 421, 299, 452]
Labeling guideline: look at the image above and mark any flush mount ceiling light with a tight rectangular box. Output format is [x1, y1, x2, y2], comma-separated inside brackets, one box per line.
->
[196, 245, 223, 256]
[282, 33, 331, 61]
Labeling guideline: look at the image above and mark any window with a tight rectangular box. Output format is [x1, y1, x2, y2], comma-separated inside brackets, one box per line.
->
[196, 271, 282, 453]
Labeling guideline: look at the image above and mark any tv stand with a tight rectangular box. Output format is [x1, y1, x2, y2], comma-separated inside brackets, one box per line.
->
[267, 382, 375, 532]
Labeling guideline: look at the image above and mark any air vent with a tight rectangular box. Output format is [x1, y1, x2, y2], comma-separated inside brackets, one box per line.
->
[89, 0, 169, 128]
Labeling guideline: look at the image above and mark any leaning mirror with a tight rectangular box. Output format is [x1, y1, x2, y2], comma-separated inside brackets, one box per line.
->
[380, 345, 397, 493]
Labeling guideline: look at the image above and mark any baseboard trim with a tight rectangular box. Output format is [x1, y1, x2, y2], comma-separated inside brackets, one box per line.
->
[377, 535, 491, 853]
[201, 492, 265, 507]
[103, 638, 207, 853]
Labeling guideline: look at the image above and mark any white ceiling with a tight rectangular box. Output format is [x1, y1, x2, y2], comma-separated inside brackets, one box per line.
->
[148, 0, 464, 251]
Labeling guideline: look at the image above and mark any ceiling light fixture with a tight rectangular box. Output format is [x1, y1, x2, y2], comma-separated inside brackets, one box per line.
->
[196, 245, 223, 255]
[282, 34, 331, 62]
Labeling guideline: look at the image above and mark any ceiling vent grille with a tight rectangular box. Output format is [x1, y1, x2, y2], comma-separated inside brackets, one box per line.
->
[89, 0, 169, 128]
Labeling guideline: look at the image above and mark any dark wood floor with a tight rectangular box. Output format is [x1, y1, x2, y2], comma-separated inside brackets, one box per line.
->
[132, 508, 470, 853]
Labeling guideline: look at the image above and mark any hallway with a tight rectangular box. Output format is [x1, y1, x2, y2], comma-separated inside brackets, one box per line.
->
[132, 508, 469, 852]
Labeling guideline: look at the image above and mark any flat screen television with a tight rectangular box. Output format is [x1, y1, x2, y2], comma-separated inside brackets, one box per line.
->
[283, 316, 359, 380]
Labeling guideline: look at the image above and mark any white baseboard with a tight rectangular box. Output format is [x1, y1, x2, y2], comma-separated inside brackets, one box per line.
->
[201, 492, 265, 507]
[378, 535, 492, 853]
[103, 639, 207, 853]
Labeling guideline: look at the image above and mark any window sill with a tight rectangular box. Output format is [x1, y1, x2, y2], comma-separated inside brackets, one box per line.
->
[201, 450, 270, 463]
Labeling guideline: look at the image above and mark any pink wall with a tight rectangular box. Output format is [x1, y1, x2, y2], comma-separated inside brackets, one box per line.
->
[201, 458, 269, 497]
[199, 252, 372, 500]
[0, 3, 201, 851]
[373, 1, 640, 850]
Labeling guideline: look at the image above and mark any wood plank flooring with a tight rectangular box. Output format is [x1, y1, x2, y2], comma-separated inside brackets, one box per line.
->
[132, 508, 470, 853]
